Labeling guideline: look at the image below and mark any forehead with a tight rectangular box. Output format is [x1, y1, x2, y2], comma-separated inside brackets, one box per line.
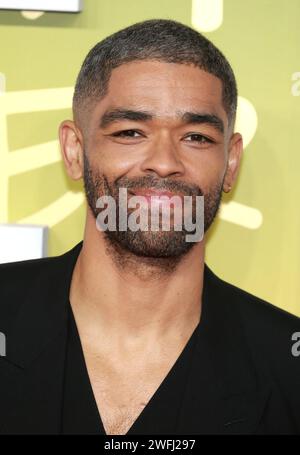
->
[95, 60, 226, 122]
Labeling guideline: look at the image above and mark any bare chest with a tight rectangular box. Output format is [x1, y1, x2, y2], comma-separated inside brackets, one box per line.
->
[84, 352, 177, 435]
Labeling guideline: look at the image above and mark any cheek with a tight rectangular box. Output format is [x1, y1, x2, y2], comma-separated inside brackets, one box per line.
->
[88, 138, 138, 178]
[186, 148, 227, 189]
[101, 154, 135, 176]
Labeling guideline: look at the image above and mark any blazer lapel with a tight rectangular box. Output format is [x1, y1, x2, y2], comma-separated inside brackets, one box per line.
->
[0, 241, 83, 434]
[176, 265, 271, 434]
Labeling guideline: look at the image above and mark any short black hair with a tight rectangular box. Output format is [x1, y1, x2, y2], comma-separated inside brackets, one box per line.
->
[73, 18, 238, 131]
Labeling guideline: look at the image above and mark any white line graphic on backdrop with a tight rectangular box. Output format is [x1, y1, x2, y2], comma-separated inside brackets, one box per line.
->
[192, 0, 223, 32]
[0, 81, 84, 227]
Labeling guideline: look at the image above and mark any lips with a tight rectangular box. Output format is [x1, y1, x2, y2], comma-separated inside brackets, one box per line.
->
[129, 188, 184, 200]
[127, 188, 185, 210]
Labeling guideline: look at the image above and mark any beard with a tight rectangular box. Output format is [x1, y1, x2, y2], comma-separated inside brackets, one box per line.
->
[83, 153, 223, 260]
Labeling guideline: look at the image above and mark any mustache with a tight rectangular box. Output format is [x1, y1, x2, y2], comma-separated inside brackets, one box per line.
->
[107, 175, 203, 197]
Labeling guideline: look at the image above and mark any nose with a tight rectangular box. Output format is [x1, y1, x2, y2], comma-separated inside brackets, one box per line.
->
[139, 132, 185, 178]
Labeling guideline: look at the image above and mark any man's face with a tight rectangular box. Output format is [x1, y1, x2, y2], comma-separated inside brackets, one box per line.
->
[77, 61, 240, 259]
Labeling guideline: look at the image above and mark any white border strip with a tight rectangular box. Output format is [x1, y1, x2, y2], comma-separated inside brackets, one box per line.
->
[0, 0, 82, 12]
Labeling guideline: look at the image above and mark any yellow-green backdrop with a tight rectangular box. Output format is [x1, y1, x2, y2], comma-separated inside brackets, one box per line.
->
[0, 0, 299, 316]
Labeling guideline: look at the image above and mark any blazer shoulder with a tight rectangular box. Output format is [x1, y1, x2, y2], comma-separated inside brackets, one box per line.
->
[0, 241, 82, 293]
[0, 247, 77, 332]
[208, 266, 300, 329]
[207, 266, 300, 376]
[0, 254, 63, 289]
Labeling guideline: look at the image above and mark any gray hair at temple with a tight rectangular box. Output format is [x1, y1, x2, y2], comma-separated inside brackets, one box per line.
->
[72, 18, 238, 133]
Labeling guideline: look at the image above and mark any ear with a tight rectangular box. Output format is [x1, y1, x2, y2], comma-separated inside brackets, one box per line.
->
[58, 120, 84, 180]
[223, 132, 243, 193]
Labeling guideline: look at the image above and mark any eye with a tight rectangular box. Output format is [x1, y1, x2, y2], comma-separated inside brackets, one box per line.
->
[110, 130, 214, 144]
[184, 133, 214, 144]
[111, 129, 142, 138]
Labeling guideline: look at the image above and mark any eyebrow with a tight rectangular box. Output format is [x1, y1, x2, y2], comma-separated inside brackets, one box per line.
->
[99, 108, 224, 134]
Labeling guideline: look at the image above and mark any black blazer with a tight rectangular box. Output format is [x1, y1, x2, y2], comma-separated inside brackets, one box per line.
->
[0, 240, 299, 435]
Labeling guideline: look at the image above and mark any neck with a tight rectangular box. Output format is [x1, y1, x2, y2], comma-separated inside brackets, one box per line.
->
[69, 211, 206, 344]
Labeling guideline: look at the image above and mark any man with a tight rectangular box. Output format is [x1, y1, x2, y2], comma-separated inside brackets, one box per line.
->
[0, 19, 299, 436]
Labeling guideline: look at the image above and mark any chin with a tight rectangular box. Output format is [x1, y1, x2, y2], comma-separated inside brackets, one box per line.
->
[105, 230, 196, 259]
